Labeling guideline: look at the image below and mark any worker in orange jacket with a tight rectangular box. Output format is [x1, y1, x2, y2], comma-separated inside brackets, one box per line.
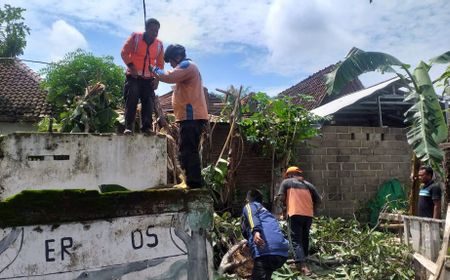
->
[277, 166, 321, 276]
[121, 18, 164, 134]
[150, 44, 208, 188]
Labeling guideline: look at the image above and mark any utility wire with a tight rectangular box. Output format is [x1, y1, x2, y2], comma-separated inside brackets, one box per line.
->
[0, 57, 53, 65]
[142, 0, 147, 26]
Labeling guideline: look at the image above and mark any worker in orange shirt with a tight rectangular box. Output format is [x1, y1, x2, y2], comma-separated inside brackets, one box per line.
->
[277, 166, 321, 276]
[150, 44, 208, 188]
[121, 18, 164, 134]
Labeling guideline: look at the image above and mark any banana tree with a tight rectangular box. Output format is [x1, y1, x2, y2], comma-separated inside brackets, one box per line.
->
[326, 47, 450, 213]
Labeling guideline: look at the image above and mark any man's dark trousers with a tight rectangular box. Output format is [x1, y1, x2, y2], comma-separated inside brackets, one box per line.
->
[124, 76, 154, 132]
[252, 255, 287, 280]
[178, 120, 206, 188]
[289, 215, 313, 264]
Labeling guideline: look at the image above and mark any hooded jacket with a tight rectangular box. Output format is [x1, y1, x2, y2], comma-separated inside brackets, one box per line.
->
[241, 201, 289, 258]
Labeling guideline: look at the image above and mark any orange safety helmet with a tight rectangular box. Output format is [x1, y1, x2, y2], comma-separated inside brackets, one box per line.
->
[284, 166, 303, 178]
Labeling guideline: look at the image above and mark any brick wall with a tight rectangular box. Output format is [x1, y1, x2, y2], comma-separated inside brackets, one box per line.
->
[296, 126, 412, 218]
[206, 123, 272, 208]
[207, 124, 412, 218]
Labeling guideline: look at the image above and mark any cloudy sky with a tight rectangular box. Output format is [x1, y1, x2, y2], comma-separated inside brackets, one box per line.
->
[5, 0, 450, 95]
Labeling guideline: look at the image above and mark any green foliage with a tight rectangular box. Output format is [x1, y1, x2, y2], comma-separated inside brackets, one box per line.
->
[211, 212, 243, 268]
[326, 48, 403, 96]
[272, 264, 301, 279]
[431, 51, 450, 97]
[326, 47, 449, 172]
[404, 61, 448, 171]
[41, 49, 124, 116]
[59, 84, 118, 133]
[0, 4, 30, 57]
[213, 214, 414, 279]
[309, 217, 414, 280]
[239, 92, 321, 160]
[37, 116, 62, 132]
[202, 158, 229, 209]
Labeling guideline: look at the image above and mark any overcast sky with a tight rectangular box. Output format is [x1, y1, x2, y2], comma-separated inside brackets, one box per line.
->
[5, 0, 450, 96]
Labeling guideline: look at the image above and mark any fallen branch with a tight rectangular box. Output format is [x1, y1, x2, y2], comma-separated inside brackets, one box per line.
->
[218, 240, 250, 275]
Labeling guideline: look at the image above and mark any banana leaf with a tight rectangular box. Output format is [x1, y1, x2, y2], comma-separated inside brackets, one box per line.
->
[326, 47, 403, 95]
[327, 47, 448, 172]
[404, 61, 447, 170]
[430, 51, 450, 64]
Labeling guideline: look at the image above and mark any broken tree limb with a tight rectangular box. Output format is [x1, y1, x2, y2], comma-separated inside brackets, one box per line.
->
[215, 86, 242, 168]
[218, 240, 250, 275]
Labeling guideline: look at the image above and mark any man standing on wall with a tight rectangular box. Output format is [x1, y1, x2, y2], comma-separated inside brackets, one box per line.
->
[150, 44, 208, 188]
[418, 166, 442, 219]
[121, 18, 164, 134]
[277, 166, 321, 276]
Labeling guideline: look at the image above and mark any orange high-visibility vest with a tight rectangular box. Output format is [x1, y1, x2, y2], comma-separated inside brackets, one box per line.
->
[121, 32, 164, 79]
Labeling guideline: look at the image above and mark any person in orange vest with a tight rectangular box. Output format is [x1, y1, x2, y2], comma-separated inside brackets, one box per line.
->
[150, 44, 208, 188]
[277, 166, 321, 276]
[121, 18, 164, 134]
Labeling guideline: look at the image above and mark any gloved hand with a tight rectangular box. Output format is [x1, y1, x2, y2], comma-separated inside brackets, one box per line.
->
[148, 65, 162, 74]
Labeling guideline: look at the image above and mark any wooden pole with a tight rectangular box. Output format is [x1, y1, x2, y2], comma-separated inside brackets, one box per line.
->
[409, 154, 421, 215]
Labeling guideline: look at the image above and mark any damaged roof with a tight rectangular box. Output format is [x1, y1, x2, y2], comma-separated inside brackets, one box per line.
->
[278, 64, 364, 109]
[158, 88, 224, 115]
[0, 59, 51, 122]
[311, 77, 401, 117]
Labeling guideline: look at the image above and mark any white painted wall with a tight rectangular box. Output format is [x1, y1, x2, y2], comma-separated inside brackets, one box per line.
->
[0, 133, 167, 199]
[0, 122, 36, 135]
[0, 214, 191, 279]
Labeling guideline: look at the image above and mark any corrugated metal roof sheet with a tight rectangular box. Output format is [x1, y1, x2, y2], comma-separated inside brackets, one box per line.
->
[311, 77, 401, 117]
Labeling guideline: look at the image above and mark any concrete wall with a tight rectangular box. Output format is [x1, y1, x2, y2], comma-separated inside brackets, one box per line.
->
[0, 133, 167, 200]
[296, 126, 412, 218]
[0, 122, 36, 135]
[0, 190, 214, 280]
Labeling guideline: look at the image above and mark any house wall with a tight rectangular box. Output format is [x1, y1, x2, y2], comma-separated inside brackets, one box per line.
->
[296, 125, 412, 219]
[0, 122, 36, 135]
[0, 133, 167, 200]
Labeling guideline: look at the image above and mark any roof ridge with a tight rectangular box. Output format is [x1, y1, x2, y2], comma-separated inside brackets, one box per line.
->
[14, 59, 42, 82]
[279, 63, 337, 95]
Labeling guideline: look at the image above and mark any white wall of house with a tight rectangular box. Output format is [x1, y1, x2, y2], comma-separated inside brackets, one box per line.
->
[0, 122, 37, 135]
[0, 133, 167, 199]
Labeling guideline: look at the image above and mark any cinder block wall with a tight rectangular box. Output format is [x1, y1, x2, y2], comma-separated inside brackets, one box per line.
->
[296, 126, 412, 218]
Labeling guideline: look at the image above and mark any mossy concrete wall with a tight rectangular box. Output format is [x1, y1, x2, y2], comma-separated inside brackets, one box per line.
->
[0, 122, 36, 136]
[0, 189, 214, 279]
[0, 133, 167, 200]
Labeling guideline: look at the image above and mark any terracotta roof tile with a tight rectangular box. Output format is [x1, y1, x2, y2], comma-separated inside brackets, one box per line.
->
[0, 59, 51, 122]
[158, 87, 224, 116]
[278, 64, 364, 109]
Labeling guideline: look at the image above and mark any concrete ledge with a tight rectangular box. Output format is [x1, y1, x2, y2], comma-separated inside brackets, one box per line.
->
[0, 188, 213, 228]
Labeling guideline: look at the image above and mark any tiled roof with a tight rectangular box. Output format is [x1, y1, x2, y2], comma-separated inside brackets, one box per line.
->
[0, 59, 51, 122]
[158, 87, 224, 116]
[278, 64, 364, 110]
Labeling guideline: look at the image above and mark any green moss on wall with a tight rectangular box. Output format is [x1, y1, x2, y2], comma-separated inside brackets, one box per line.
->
[0, 188, 213, 228]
